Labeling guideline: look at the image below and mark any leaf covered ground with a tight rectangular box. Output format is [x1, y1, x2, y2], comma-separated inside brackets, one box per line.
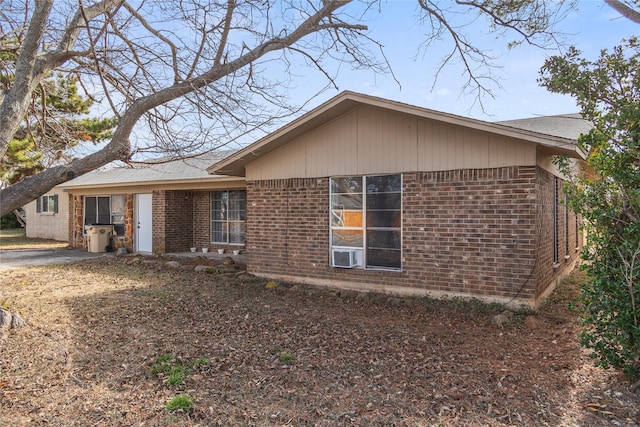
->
[0, 254, 639, 426]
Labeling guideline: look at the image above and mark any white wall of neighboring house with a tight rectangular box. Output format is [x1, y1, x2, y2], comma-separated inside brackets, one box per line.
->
[25, 188, 69, 242]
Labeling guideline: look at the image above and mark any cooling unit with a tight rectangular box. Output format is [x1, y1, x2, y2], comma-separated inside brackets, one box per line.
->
[332, 249, 358, 268]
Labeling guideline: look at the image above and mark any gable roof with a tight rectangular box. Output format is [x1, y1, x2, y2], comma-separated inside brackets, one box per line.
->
[59, 152, 236, 190]
[208, 91, 588, 177]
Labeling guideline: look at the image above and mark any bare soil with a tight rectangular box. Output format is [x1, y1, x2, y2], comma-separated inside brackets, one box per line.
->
[0, 254, 638, 426]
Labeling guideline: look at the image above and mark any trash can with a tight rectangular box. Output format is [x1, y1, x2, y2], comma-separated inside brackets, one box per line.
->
[87, 224, 114, 253]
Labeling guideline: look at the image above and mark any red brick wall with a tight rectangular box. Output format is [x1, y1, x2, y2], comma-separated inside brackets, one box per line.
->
[122, 195, 135, 250]
[403, 167, 538, 300]
[69, 195, 84, 248]
[534, 168, 582, 299]
[150, 190, 219, 253]
[246, 166, 580, 305]
[152, 190, 196, 253]
[192, 191, 211, 251]
[247, 178, 329, 275]
[152, 190, 166, 252]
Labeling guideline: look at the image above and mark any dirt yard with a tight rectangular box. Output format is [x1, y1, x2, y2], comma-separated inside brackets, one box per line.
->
[1, 254, 638, 426]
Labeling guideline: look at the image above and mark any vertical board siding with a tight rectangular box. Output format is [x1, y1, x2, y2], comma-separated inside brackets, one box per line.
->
[306, 113, 359, 177]
[246, 106, 537, 180]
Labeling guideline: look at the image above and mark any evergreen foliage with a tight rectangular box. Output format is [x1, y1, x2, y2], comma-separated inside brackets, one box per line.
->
[1, 67, 117, 185]
[540, 38, 640, 381]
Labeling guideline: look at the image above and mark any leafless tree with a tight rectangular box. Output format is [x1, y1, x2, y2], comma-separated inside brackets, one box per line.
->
[0, 0, 576, 215]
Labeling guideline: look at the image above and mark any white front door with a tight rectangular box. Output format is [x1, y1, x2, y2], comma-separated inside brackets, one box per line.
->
[135, 193, 153, 252]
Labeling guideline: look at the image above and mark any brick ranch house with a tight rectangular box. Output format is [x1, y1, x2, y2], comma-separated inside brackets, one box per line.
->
[61, 91, 590, 308]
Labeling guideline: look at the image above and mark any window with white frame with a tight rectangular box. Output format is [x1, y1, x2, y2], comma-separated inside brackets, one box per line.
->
[330, 174, 402, 269]
[84, 195, 125, 236]
[36, 194, 58, 214]
[211, 190, 246, 245]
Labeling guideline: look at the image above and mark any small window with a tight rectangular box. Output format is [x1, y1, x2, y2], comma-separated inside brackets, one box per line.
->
[211, 190, 246, 245]
[36, 194, 58, 214]
[110, 195, 126, 236]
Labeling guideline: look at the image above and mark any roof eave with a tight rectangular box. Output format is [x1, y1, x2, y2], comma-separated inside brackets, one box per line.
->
[58, 175, 242, 190]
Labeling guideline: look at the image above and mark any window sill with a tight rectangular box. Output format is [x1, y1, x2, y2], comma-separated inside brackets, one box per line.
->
[331, 265, 402, 273]
[552, 262, 561, 269]
[40, 212, 55, 216]
[564, 255, 571, 260]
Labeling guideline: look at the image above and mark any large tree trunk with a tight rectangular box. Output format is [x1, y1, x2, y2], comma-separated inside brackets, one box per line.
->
[0, 128, 132, 216]
[0, 0, 53, 158]
[0, 150, 120, 215]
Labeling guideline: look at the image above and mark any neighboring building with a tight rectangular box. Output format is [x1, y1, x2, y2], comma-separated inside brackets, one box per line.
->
[24, 188, 69, 241]
[58, 91, 588, 307]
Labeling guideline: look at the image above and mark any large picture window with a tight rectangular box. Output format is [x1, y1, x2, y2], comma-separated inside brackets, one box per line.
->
[330, 174, 402, 269]
[211, 190, 246, 245]
[84, 195, 125, 236]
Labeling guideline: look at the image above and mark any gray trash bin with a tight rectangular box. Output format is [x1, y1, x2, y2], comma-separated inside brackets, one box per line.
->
[87, 225, 114, 253]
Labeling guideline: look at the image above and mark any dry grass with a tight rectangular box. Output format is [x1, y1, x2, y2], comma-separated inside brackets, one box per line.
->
[0, 229, 68, 250]
[0, 255, 638, 426]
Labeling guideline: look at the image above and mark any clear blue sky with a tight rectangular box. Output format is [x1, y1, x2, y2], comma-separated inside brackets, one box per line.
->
[293, 1, 637, 122]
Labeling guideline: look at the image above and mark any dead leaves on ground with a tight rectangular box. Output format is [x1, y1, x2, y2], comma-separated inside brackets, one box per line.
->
[0, 256, 638, 426]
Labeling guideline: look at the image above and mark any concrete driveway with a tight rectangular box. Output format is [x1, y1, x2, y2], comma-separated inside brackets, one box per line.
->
[0, 248, 108, 271]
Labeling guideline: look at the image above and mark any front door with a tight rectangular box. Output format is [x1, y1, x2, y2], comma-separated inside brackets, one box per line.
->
[135, 193, 153, 252]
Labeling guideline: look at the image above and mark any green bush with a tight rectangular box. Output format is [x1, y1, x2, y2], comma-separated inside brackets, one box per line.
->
[578, 223, 640, 380]
[541, 39, 640, 381]
[0, 213, 20, 230]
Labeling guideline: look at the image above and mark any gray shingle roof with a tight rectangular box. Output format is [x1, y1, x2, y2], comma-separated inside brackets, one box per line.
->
[59, 152, 233, 188]
[497, 113, 592, 141]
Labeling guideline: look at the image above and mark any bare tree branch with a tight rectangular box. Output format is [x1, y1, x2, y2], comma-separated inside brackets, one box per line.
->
[416, 0, 574, 107]
[605, 0, 640, 24]
[0, 0, 579, 215]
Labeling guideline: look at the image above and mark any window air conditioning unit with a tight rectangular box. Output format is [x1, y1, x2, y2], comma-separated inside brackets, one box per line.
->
[332, 249, 358, 268]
